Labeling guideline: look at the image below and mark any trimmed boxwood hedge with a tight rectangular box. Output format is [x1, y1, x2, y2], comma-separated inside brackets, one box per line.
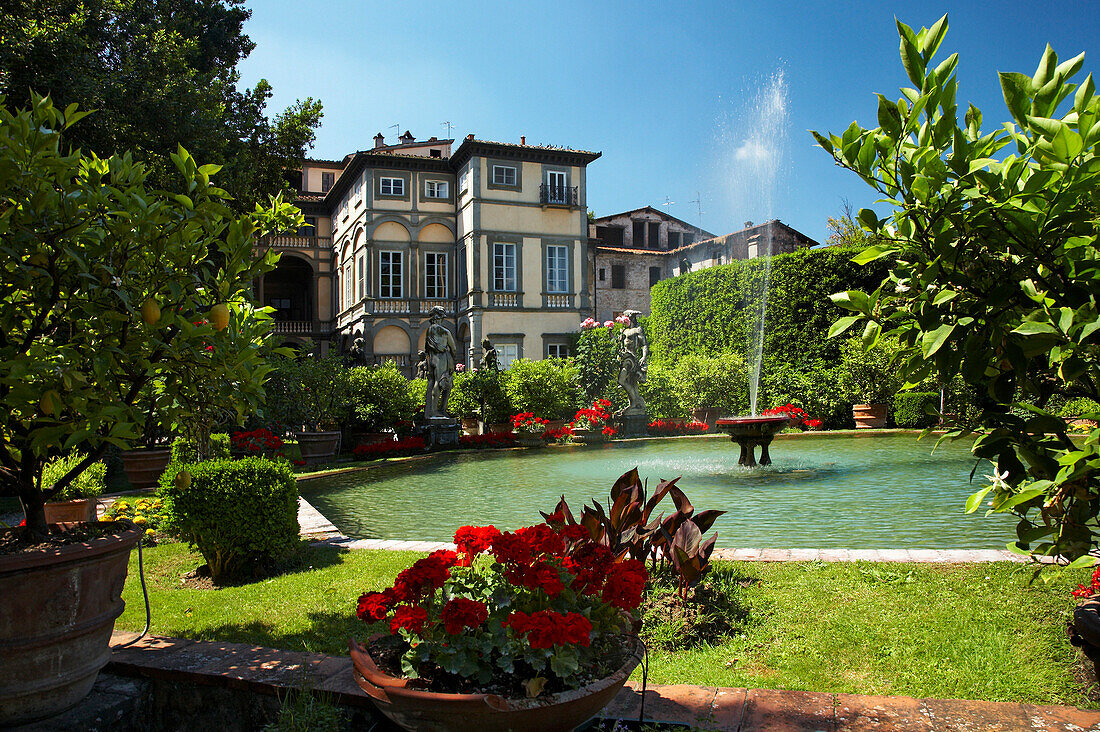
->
[159, 457, 298, 582]
[647, 245, 891, 372]
[893, 392, 939, 428]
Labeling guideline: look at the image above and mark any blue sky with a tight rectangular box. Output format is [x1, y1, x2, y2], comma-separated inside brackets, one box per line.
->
[238, 1, 1099, 243]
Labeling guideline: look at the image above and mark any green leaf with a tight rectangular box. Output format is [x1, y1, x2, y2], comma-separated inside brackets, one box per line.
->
[1032, 44, 1058, 88]
[999, 72, 1032, 127]
[828, 316, 862, 339]
[1011, 321, 1058, 336]
[921, 323, 955, 357]
[898, 26, 926, 88]
[919, 15, 949, 60]
[1066, 554, 1097, 570]
[851, 245, 896, 265]
[965, 485, 993, 514]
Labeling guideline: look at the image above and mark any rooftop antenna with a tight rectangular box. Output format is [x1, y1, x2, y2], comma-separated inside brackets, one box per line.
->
[441, 121, 454, 138]
[688, 191, 705, 229]
[390, 123, 400, 139]
[661, 196, 675, 214]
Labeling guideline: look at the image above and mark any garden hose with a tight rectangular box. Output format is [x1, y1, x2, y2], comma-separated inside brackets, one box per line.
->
[111, 530, 150, 649]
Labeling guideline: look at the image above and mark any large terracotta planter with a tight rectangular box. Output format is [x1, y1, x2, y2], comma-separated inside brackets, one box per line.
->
[0, 521, 141, 726]
[1070, 596, 1100, 680]
[515, 434, 546, 448]
[571, 429, 609, 446]
[349, 635, 644, 732]
[295, 430, 342, 463]
[120, 447, 172, 489]
[44, 498, 98, 523]
[852, 403, 888, 429]
[461, 418, 480, 436]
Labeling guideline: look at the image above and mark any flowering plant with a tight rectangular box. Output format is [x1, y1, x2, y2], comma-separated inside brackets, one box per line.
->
[230, 428, 284, 454]
[570, 399, 614, 433]
[614, 314, 631, 325]
[1073, 567, 1100, 599]
[511, 412, 549, 435]
[355, 521, 646, 690]
[647, 419, 709, 436]
[762, 403, 822, 430]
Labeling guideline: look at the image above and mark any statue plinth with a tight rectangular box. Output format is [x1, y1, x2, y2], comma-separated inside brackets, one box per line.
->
[413, 417, 461, 450]
[615, 412, 649, 438]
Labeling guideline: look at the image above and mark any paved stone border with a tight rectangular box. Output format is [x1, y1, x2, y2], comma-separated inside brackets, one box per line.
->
[105, 633, 1100, 731]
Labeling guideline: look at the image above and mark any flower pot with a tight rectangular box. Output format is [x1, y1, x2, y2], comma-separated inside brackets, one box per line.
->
[0, 521, 141, 726]
[461, 418, 480, 436]
[119, 447, 172, 489]
[852, 404, 888, 429]
[44, 498, 98, 524]
[1071, 596, 1100, 681]
[571, 429, 609, 445]
[295, 431, 342, 464]
[691, 407, 722, 428]
[484, 422, 512, 435]
[349, 635, 644, 732]
[516, 434, 546, 448]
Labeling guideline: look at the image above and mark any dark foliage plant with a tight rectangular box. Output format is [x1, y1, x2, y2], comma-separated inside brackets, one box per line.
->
[170, 434, 231, 465]
[894, 392, 940, 429]
[160, 457, 298, 583]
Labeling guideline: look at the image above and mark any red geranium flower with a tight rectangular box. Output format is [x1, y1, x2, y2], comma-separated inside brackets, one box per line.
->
[356, 591, 391, 622]
[454, 525, 502, 565]
[440, 597, 488, 635]
[389, 605, 428, 635]
[504, 610, 592, 649]
[601, 558, 648, 610]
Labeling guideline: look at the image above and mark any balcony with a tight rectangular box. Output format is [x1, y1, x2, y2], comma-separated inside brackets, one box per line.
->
[539, 184, 578, 207]
[273, 320, 332, 336]
[258, 234, 332, 250]
[489, 292, 520, 308]
[543, 293, 574, 309]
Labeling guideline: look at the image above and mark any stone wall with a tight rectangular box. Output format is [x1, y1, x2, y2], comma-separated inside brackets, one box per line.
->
[592, 249, 667, 321]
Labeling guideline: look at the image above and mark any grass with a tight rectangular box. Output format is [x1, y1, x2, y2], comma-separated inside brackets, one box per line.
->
[116, 542, 1097, 707]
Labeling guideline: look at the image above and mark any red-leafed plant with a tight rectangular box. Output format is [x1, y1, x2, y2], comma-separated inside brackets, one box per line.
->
[355, 521, 644, 689]
[542, 468, 724, 600]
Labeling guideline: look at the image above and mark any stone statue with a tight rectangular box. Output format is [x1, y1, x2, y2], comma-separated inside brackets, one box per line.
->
[347, 337, 367, 366]
[616, 310, 648, 416]
[479, 338, 499, 372]
[679, 258, 691, 276]
[414, 350, 428, 380]
[424, 306, 458, 419]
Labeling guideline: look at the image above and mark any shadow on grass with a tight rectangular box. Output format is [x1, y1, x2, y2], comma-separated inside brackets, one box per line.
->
[192, 542, 352, 589]
[184, 609, 367, 657]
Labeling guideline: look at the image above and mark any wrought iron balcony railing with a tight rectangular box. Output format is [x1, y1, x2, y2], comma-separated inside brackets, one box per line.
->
[539, 184, 578, 207]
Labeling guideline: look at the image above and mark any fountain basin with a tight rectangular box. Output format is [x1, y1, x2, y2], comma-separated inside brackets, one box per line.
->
[716, 415, 790, 467]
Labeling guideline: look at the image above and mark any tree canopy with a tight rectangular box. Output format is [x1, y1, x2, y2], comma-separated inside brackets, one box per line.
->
[0, 0, 322, 211]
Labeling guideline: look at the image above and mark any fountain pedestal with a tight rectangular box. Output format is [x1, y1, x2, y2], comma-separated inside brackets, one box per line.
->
[716, 415, 789, 467]
[413, 417, 461, 450]
[615, 411, 649, 438]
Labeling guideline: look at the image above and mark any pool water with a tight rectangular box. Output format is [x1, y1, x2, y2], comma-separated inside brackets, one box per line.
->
[299, 434, 1016, 550]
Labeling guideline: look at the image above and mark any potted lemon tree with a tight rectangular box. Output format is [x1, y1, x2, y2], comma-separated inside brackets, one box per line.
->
[0, 97, 298, 726]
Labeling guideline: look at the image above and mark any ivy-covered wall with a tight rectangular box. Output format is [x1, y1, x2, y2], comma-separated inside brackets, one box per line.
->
[647, 246, 891, 371]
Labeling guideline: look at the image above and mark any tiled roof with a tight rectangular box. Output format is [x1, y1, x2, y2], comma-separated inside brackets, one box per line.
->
[595, 245, 671, 256]
[466, 138, 600, 157]
[592, 206, 715, 237]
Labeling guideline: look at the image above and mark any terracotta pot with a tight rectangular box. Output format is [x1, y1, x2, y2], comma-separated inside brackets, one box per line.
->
[691, 407, 722, 427]
[571, 429, 609, 445]
[516, 434, 546, 448]
[349, 635, 644, 732]
[485, 422, 513, 435]
[44, 498, 98, 524]
[0, 521, 141, 726]
[461, 418, 480, 436]
[295, 431, 342, 463]
[852, 403, 888, 429]
[119, 447, 172, 489]
[1070, 596, 1100, 681]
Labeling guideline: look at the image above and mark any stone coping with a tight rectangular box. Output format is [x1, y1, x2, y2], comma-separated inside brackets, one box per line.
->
[313, 535, 1046, 564]
[106, 633, 1100, 731]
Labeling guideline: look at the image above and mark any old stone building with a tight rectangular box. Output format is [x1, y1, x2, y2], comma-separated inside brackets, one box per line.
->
[589, 216, 819, 322]
[257, 132, 599, 370]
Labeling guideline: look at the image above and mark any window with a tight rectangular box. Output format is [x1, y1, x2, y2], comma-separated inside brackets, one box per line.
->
[611, 264, 625, 289]
[424, 180, 449, 199]
[357, 255, 365, 298]
[425, 252, 447, 299]
[297, 216, 316, 237]
[545, 170, 568, 204]
[321, 172, 334, 192]
[649, 266, 661, 287]
[547, 343, 570, 359]
[354, 178, 363, 205]
[493, 242, 516, 291]
[546, 245, 568, 293]
[598, 268, 606, 282]
[430, 149, 442, 158]
[497, 343, 519, 369]
[344, 264, 352, 308]
[491, 165, 517, 187]
[668, 231, 680, 249]
[632, 220, 645, 247]
[380, 251, 403, 298]
[380, 177, 405, 197]
[748, 243, 758, 259]
[648, 222, 660, 248]
[459, 168, 470, 192]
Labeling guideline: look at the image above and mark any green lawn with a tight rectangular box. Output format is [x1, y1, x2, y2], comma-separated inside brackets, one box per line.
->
[117, 542, 1096, 707]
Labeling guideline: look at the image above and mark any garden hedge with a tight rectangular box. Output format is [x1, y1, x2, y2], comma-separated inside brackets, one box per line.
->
[647, 245, 891, 371]
[893, 392, 939, 429]
[159, 457, 299, 582]
[170, 434, 231, 464]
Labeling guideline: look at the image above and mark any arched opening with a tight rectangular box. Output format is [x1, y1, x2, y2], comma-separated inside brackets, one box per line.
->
[374, 221, 412, 242]
[264, 256, 313, 323]
[458, 322, 471, 369]
[418, 223, 454, 243]
[373, 325, 412, 372]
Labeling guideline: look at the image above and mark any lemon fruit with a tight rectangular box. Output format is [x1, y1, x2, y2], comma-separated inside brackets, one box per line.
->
[210, 303, 230, 331]
[141, 298, 161, 326]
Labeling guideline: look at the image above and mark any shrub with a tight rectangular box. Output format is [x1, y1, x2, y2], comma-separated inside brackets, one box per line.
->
[269, 352, 354, 431]
[761, 357, 851, 430]
[504, 358, 578, 420]
[894, 392, 940, 428]
[42, 452, 106, 501]
[639, 362, 687, 419]
[674, 353, 749, 415]
[838, 336, 903, 405]
[348, 362, 418, 432]
[575, 323, 620, 405]
[1060, 398, 1100, 421]
[407, 377, 428, 414]
[159, 457, 299, 582]
[171, 434, 231, 464]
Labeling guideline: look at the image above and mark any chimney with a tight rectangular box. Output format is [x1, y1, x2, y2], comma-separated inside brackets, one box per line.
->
[520, 136, 526, 145]
[399, 130, 415, 144]
[466, 134, 474, 141]
[374, 132, 385, 149]
[744, 220, 754, 229]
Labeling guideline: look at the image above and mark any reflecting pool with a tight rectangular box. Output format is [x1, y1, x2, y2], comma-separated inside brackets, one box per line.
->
[300, 433, 1015, 550]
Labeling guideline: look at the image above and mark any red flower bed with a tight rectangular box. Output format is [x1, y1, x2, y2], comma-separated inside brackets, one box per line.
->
[459, 431, 516, 449]
[646, 419, 709, 436]
[351, 436, 426, 459]
[762, 403, 822, 430]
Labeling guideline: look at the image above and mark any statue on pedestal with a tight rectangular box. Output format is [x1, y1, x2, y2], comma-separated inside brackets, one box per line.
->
[479, 338, 499, 372]
[616, 310, 648, 416]
[423, 306, 457, 420]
